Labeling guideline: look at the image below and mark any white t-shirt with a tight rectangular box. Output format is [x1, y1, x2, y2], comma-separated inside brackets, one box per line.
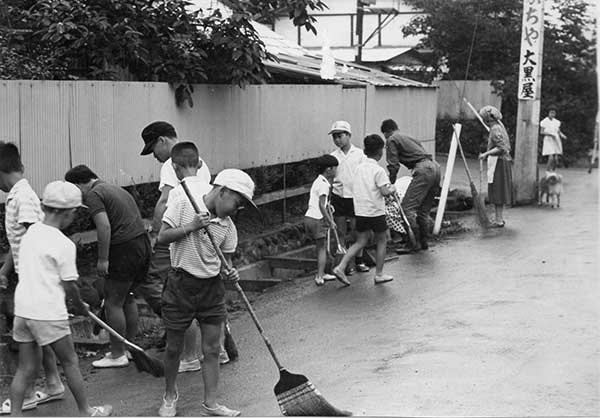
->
[14, 223, 79, 321]
[162, 176, 237, 278]
[352, 158, 391, 217]
[330, 144, 366, 198]
[5, 179, 44, 274]
[540, 117, 561, 138]
[159, 157, 211, 192]
[305, 175, 330, 219]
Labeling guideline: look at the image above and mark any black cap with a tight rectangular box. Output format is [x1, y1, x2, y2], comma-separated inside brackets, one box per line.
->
[140, 121, 177, 155]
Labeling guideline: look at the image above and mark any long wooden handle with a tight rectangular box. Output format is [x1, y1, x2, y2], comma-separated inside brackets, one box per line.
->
[88, 311, 144, 353]
[463, 98, 490, 132]
[180, 180, 285, 371]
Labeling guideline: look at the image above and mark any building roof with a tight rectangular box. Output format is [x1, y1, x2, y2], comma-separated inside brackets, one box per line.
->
[253, 22, 430, 87]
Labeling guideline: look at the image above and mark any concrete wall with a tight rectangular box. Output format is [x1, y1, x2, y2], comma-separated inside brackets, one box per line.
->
[0, 80, 437, 199]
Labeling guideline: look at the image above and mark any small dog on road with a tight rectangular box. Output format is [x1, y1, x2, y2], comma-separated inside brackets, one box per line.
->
[539, 172, 563, 208]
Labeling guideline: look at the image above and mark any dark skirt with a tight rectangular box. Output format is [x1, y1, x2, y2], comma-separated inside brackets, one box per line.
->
[488, 158, 513, 205]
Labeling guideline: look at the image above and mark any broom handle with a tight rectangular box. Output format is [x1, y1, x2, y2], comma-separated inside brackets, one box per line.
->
[327, 206, 344, 250]
[180, 180, 285, 371]
[454, 125, 476, 186]
[463, 98, 490, 132]
[88, 311, 144, 353]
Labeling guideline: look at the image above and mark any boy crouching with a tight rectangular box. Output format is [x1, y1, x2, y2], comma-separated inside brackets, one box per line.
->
[10, 181, 112, 417]
[157, 142, 256, 417]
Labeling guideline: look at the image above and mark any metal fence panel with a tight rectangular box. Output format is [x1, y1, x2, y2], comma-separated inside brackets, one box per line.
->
[434, 80, 502, 119]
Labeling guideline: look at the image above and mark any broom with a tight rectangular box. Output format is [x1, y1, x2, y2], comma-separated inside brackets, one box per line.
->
[392, 192, 418, 249]
[453, 124, 491, 228]
[223, 319, 239, 361]
[87, 311, 164, 377]
[327, 205, 347, 255]
[463, 98, 490, 209]
[180, 180, 351, 416]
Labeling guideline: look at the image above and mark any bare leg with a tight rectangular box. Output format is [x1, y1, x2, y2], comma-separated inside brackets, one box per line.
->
[10, 342, 41, 416]
[374, 231, 388, 276]
[494, 204, 504, 223]
[50, 335, 96, 415]
[164, 329, 185, 402]
[123, 293, 139, 341]
[103, 279, 133, 358]
[316, 238, 327, 277]
[335, 231, 370, 272]
[199, 322, 222, 408]
[181, 325, 199, 362]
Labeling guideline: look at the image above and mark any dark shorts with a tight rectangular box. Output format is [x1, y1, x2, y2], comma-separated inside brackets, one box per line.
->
[331, 193, 355, 218]
[304, 216, 327, 240]
[161, 268, 226, 332]
[108, 234, 152, 283]
[355, 215, 388, 233]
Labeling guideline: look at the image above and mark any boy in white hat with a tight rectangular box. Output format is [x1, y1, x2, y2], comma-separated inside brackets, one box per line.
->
[9, 181, 112, 417]
[156, 142, 254, 417]
[328, 120, 370, 274]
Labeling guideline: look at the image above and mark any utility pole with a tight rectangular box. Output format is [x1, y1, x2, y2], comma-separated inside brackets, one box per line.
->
[514, 0, 544, 204]
[355, 0, 364, 63]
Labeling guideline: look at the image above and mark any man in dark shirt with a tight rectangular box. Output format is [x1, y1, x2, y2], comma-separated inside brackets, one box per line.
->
[381, 119, 441, 251]
[65, 165, 151, 368]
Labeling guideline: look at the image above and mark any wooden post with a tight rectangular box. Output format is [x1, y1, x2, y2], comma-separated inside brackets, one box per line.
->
[514, 0, 544, 204]
[433, 124, 460, 235]
[355, 0, 364, 63]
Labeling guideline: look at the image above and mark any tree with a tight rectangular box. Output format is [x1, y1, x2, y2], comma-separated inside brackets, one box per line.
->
[403, 0, 597, 164]
[0, 0, 327, 104]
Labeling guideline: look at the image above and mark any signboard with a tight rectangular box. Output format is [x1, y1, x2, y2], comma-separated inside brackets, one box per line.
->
[517, 0, 544, 100]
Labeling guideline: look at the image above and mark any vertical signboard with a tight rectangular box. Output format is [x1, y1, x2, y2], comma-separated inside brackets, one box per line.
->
[517, 0, 544, 100]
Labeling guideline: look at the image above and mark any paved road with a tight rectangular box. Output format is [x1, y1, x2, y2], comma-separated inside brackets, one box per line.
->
[17, 166, 600, 416]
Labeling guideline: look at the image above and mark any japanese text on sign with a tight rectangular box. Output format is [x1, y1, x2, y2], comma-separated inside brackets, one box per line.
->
[517, 0, 544, 100]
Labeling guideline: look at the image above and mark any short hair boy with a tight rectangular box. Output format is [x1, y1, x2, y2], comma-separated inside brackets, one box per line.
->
[0, 142, 64, 413]
[156, 143, 253, 417]
[304, 154, 339, 286]
[333, 134, 396, 286]
[10, 181, 112, 417]
[65, 164, 151, 369]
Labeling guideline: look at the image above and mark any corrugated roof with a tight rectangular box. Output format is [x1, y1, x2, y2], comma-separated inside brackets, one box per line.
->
[252, 22, 430, 87]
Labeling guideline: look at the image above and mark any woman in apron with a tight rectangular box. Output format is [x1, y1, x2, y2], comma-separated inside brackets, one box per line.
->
[478, 105, 513, 228]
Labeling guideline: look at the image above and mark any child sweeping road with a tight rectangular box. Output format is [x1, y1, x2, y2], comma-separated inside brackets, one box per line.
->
[304, 155, 339, 286]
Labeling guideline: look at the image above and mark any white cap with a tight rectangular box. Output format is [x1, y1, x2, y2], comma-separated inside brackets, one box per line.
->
[328, 120, 352, 135]
[213, 169, 257, 209]
[42, 181, 86, 209]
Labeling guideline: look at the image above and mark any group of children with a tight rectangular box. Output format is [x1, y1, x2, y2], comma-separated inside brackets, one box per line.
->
[0, 125, 256, 416]
[304, 121, 398, 287]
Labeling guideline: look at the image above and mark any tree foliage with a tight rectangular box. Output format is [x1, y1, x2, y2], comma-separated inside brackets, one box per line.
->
[0, 0, 327, 104]
[403, 0, 597, 164]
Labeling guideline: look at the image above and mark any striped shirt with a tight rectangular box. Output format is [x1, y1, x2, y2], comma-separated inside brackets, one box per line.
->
[5, 179, 43, 274]
[162, 177, 237, 278]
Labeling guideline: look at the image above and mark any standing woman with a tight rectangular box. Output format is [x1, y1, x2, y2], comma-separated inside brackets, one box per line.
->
[478, 106, 512, 228]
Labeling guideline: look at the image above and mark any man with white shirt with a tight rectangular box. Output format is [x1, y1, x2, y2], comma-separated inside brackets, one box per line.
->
[540, 107, 567, 172]
[138, 121, 211, 372]
[329, 120, 370, 274]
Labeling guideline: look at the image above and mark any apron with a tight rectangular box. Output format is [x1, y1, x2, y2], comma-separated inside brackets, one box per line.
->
[487, 156, 498, 184]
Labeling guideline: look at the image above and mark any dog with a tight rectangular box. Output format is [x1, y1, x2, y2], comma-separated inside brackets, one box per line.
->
[539, 172, 563, 208]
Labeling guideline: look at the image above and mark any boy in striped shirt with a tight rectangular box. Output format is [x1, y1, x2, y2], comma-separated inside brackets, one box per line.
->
[156, 142, 255, 417]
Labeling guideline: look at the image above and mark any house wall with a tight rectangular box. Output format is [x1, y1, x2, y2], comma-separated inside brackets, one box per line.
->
[0, 80, 436, 199]
[272, 0, 423, 51]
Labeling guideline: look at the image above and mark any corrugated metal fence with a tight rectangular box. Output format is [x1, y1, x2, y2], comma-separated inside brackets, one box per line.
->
[434, 80, 502, 119]
[0, 80, 437, 198]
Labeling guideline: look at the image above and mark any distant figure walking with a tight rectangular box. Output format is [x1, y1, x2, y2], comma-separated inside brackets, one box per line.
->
[478, 106, 513, 228]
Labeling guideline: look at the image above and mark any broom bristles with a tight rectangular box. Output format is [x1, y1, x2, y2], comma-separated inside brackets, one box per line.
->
[224, 322, 239, 361]
[275, 369, 352, 416]
[130, 350, 165, 377]
[469, 182, 490, 228]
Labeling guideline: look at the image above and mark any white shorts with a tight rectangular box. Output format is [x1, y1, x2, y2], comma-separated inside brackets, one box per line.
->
[12, 317, 71, 346]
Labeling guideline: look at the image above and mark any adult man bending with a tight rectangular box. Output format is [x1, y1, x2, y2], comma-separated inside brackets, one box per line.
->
[381, 119, 441, 251]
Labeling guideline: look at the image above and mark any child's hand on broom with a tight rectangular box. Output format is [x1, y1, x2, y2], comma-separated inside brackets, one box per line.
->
[222, 267, 240, 282]
[189, 212, 211, 231]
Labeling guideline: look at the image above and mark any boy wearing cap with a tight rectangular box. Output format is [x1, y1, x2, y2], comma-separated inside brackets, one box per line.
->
[65, 165, 151, 369]
[157, 142, 251, 417]
[0, 142, 65, 414]
[139, 121, 209, 372]
[328, 120, 370, 274]
[333, 135, 396, 286]
[10, 181, 112, 417]
[304, 154, 338, 286]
